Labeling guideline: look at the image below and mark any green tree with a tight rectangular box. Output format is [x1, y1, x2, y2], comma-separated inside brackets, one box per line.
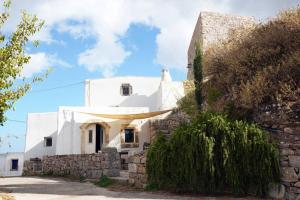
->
[193, 44, 203, 110]
[0, 0, 45, 125]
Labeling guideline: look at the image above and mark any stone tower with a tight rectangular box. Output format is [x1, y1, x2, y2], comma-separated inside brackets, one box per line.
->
[187, 12, 255, 80]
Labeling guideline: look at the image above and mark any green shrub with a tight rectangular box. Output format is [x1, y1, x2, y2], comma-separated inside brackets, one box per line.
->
[146, 133, 172, 188]
[95, 175, 114, 187]
[144, 183, 160, 191]
[146, 112, 280, 196]
[79, 175, 86, 182]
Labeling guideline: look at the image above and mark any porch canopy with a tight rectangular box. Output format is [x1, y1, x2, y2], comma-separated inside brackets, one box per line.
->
[78, 109, 172, 120]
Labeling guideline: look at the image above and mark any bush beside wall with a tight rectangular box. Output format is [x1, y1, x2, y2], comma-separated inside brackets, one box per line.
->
[146, 112, 280, 197]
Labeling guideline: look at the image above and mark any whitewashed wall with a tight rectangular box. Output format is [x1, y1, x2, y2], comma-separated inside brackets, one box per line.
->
[84, 77, 161, 111]
[0, 153, 24, 177]
[56, 106, 151, 155]
[83, 124, 97, 154]
[85, 75, 184, 112]
[157, 81, 184, 111]
[24, 112, 57, 160]
[0, 154, 5, 176]
[24, 71, 184, 159]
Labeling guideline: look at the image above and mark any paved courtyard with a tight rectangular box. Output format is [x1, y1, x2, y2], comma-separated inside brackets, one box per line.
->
[0, 177, 259, 200]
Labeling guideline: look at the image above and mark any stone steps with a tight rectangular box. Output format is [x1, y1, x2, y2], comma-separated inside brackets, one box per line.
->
[109, 170, 129, 184]
[120, 170, 129, 178]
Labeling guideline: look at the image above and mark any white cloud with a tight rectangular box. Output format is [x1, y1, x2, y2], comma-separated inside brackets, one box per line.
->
[22, 53, 71, 78]
[78, 38, 131, 77]
[7, 0, 300, 76]
[22, 53, 50, 78]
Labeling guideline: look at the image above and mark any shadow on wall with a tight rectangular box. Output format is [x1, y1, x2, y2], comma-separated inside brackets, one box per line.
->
[141, 120, 151, 149]
[54, 116, 137, 155]
[25, 118, 78, 160]
[56, 118, 81, 155]
[25, 106, 153, 160]
[25, 131, 57, 160]
[119, 91, 158, 111]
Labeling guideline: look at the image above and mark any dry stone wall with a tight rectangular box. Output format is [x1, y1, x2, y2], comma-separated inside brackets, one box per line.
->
[254, 104, 300, 199]
[150, 110, 190, 141]
[279, 142, 300, 200]
[23, 158, 42, 176]
[24, 147, 120, 179]
[128, 151, 147, 188]
[272, 126, 300, 200]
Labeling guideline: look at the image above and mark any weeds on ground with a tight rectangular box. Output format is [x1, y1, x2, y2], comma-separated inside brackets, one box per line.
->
[94, 175, 115, 187]
[79, 176, 86, 182]
[144, 183, 159, 191]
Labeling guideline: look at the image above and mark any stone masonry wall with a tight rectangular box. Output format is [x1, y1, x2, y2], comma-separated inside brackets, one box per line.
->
[128, 151, 147, 188]
[279, 141, 300, 200]
[187, 12, 255, 80]
[150, 109, 190, 141]
[23, 158, 43, 176]
[24, 147, 120, 179]
[254, 103, 300, 199]
[270, 124, 300, 200]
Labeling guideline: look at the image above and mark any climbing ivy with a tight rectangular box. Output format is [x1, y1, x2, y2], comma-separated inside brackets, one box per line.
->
[146, 112, 280, 197]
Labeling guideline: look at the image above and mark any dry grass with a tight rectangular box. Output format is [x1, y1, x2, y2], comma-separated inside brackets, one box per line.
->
[203, 7, 300, 120]
[0, 193, 15, 200]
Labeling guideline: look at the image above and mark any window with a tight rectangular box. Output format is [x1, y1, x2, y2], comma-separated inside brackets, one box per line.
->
[120, 84, 132, 96]
[124, 128, 134, 143]
[44, 137, 52, 147]
[11, 159, 18, 171]
[88, 130, 93, 143]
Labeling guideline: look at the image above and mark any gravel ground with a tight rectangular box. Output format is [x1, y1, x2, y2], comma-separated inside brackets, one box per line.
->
[0, 177, 261, 200]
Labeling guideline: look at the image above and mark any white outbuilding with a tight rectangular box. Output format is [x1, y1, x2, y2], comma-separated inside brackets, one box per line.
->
[0, 152, 24, 177]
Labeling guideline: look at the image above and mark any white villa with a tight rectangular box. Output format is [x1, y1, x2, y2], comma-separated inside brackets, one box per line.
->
[0, 11, 254, 177]
[24, 69, 184, 161]
[0, 69, 184, 177]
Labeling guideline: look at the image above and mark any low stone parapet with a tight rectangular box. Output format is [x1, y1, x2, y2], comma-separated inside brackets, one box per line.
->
[128, 151, 147, 188]
[23, 158, 42, 176]
[23, 147, 120, 179]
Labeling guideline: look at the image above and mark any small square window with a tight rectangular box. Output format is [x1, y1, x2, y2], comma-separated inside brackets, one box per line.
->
[123, 87, 129, 95]
[121, 84, 132, 96]
[124, 128, 134, 143]
[44, 137, 52, 147]
[88, 130, 93, 143]
[11, 159, 18, 171]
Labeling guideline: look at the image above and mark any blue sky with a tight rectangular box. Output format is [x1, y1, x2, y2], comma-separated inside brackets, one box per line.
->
[0, 0, 299, 153]
[0, 22, 175, 153]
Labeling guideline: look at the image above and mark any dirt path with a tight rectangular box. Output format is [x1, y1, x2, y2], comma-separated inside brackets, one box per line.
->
[0, 177, 260, 200]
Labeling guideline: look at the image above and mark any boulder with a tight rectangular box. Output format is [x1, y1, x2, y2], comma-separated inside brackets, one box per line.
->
[268, 183, 285, 199]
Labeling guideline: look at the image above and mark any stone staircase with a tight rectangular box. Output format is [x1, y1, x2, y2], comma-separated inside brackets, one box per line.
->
[109, 170, 129, 183]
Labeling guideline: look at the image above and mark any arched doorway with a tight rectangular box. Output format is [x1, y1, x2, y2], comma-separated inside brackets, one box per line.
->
[80, 121, 110, 154]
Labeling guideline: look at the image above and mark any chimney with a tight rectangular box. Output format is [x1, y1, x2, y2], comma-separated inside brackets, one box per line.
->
[161, 68, 172, 82]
